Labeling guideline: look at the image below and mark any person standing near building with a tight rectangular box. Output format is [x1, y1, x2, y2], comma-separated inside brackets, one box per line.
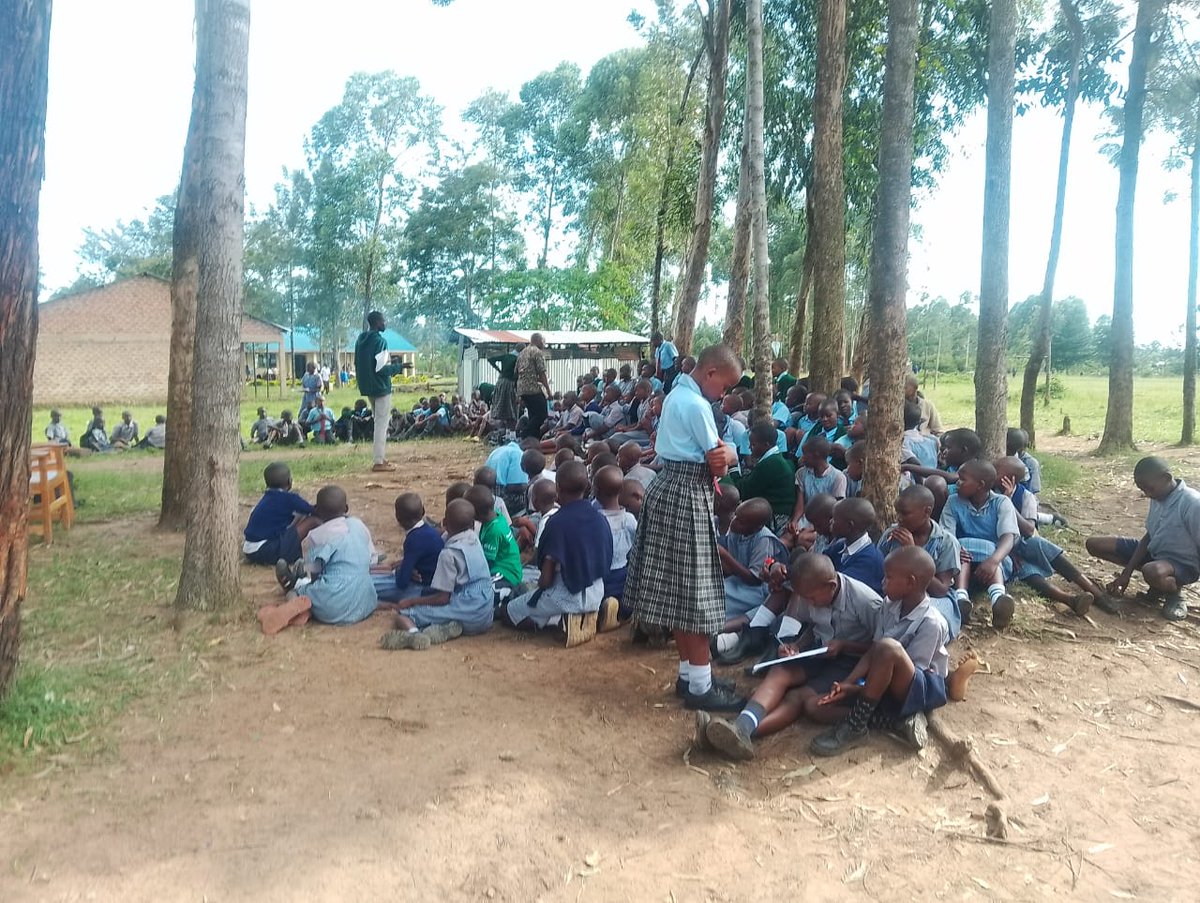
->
[652, 331, 679, 393]
[355, 311, 410, 472]
[516, 333, 551, 437]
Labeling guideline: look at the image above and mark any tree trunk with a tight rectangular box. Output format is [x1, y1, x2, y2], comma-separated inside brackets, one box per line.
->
[806, 0, 848, 396]
[787, 191, 816, 376]
[651, 45, 703, 337]
[1183, 98, 1200, 446]
[1099, 0, 1161, 454]
[672, 0, 731, 355]
[861, 0, 919, 530]
[723, 104, 752, 356]
[160, 111, 203, 530]
[850, 306, 869, 384]
[0, 0, 51, 698]
[747, 0, 772, 423]
[1020, 0, 1082, 449]
[974, 0, 1017, 459]
[173, 0, 250, 613]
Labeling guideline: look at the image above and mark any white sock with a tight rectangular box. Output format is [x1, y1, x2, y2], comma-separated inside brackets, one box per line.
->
[688, 663, 713, 696]
[715, 632, 739, 654]
[748, 606, 774, 628]
[1036, 512, 1053, 525]
[954, 588, 970, 604]
[988, 583, 1006, 604]
[777, 616, 802, 639]
[678, 660, 690, 682]
[407, 627, 419, 634]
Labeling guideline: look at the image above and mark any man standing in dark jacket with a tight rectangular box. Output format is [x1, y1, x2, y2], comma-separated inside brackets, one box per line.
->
[356, 311, 409, 472]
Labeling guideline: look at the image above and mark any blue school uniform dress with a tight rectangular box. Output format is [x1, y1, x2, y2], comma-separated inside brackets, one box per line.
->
[845, 475, 862, 498]
[624, 372, 726, 635]
[243, 488, 313, 565]
[506, 499, 613, 628]
[770, 400, 790, 427]
[790, 411, 818, 435]
[1019, 451, 1043, 493]
[875, 595, 949, 717]
[403, 530, 494, 635]
[902, 429, 940, 469]
[373, 520, 445, 603]
[718, 527, 788, 619]
[656, 340, 679, 391]
[301, 516, 379, 625]
[940, 491, 1019, 581]
[826, 534, 885, 594]
[878, 520, 964, 640]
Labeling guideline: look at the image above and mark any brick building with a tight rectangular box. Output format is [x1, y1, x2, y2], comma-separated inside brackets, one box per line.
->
[33, 274, 286, 404]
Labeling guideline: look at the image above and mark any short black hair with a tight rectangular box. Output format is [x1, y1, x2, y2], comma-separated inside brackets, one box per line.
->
[903, 401, 923, 431]
[943, 427, 983, 459]
[1005, 427, 1028, 456]
[263, 461, 291, 489]
[367, 310, 385, 329]
[750, 421, 777, 446]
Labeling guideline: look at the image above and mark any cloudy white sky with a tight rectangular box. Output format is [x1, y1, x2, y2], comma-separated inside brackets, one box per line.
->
[38, 0, 1192, 345]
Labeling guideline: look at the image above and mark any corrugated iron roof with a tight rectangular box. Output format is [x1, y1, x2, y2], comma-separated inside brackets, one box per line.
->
[453, 328, 647, 346]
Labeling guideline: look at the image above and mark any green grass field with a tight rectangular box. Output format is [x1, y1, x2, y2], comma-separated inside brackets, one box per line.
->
[913, 373, 1185, 447]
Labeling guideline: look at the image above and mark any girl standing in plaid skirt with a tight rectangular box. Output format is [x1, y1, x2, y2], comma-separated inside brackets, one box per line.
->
[624, 344, 746, 711]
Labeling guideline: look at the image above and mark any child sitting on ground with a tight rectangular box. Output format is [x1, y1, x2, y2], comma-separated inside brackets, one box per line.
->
[620, 478, 645, 518]
[992, 457, 1099, 616]
[792, 492, 837, 554]
[789, 435, 847, 535]
[803, 400, 852, 467]
[1006, 427, 1043, 494]
[379, 498, 495, 650]
[593, 465, 638, 619]
[243, 462, 312, 566]
[1086, 455, 1200, 621]
[843, 441, 866, 498]
[940, 458, 1019, 628]
[702, 552, 883, 760]
[257, 486, 378, 634]
[826, 497, 886, 594]
[484, 439, 528, 516]
[473, 466, 512, 524]
[618, 440, 658, 489]
[902, 427, 982, 485]
[731, 422, 796, 536]
[809, 546, 952, 756]
[521, 448, 555, 510]
[717, 498, 788, 623]
[581, 384, 622, 441]
[500, 461, 615, 644]
[372, 492, 445, 604]
[512, 478, 560, 557]
[901, 401, 940, 469]
[877, 485, 964, 639]
[465, 484, 524, 598]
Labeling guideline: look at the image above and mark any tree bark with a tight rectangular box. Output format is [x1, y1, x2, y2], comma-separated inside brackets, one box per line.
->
[160, 102, 203, 530]
[723, 104, 752, 356]
[747, 0, 772, 423]
[651, 44, 703, 337]
[806, 0, 848, 396]
[173, 0, 250, 613]
[861, 0, 919, 530]
[1020, 0, 1082, 449]
[0, 0, 51, 698]
[1099, 0, 1161, 454]
[787, 191, 816, 376]
[974, 0, 1017, 459]
[672, 0, 731, 355]
[1183, 97, 1200, 446]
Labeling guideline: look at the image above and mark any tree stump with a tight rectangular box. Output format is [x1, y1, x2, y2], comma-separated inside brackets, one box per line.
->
[1058, 415, 1072, 436]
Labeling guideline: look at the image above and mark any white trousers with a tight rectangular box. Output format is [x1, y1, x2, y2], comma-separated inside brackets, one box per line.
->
[372, 395, 390, 464]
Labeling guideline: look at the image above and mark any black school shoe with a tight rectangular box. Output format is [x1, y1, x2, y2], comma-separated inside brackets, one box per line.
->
[675, 674, 736, 698]
[683, 682, 747, 712]
[1163, 593, 1189, 622]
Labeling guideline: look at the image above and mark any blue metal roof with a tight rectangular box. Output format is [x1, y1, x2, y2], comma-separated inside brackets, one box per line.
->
[283, 327, 416, 354]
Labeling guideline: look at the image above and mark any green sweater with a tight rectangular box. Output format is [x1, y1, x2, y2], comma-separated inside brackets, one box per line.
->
[354, 329, 405, 398]
[730, 452, 797, 518]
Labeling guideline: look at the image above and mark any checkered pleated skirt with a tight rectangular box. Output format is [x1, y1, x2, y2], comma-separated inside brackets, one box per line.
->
[624, 460, 724, 635]
[492, 376, 518, 423]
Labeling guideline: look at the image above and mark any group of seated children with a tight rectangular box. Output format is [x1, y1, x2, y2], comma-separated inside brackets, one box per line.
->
[248, 346, 1198, 760]
[46, 406, 167, 452]
[248, 439, 648, 649]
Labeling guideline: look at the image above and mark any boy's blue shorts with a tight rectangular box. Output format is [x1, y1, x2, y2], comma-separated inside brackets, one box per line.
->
[1114, 537, 1200, 586]
[781, 653, 859, 694]
[884, 668, 947, 718]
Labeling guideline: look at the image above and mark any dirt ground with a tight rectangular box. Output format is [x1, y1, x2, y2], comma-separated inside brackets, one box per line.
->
[3, 437, 1200, 901]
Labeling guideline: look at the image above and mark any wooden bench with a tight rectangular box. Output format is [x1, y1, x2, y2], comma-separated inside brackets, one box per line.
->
[29, 443, 74, 545]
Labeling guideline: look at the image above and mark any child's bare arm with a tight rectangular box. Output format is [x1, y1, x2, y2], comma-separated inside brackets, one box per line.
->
[538, 557, 557, 591]
[399, 590, 451, 609]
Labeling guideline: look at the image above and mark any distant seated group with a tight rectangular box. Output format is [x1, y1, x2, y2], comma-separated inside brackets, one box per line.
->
[45, 406, 166, 453]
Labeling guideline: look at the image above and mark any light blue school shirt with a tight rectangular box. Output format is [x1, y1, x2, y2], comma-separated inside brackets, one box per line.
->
[649, 375, 663, 393]
[771, 401, 790, 426]
[486, 441, 527, 486]
[940, 491, 1019, 544]
[734, 426, 787, 459]
[656, 340, 678, 371]
[655, 372, 719, 463]
[790, 412, 818, 434]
